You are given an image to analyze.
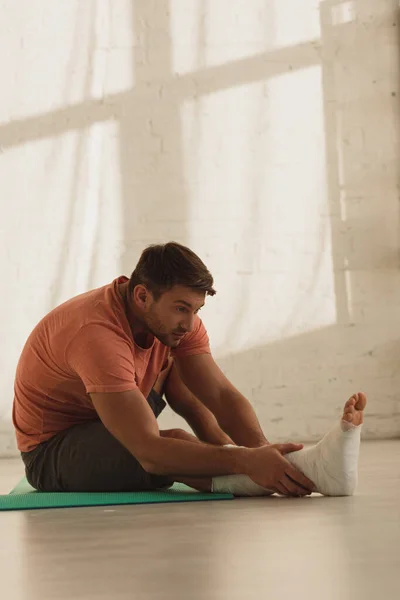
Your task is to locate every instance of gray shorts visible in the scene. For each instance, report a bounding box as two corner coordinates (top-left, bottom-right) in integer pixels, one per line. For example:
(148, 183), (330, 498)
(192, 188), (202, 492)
(21, 389), (172, 492)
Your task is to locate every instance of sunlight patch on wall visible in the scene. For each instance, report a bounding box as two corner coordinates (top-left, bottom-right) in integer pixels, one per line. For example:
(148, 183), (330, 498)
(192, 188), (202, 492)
(182, 65), (336, 356)
(330, 1), (356, 26)
(273, 0), (321, 49)
(170, 0), (273, 74)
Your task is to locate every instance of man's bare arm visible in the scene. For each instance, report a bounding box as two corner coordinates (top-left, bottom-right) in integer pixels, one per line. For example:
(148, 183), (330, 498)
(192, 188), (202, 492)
(164, 362), (234, 446)
(90, 388), (248, 476)
(175, 354), (269, 448)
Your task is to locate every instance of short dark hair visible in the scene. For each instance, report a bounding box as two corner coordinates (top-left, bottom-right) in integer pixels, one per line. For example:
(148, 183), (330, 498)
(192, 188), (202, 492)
(128, 242), (216, 300)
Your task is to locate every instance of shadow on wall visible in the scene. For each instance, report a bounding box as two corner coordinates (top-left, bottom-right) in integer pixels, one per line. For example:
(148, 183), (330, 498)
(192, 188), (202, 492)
(118, 0), (191, 267)
(217, 324), (400, 442)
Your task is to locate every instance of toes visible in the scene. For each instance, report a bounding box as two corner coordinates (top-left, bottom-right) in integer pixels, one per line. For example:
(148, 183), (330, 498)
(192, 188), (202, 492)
(354, 392), (367, 411)
(345, 397), (356, 409)
(343, 393), (367, 421)
(343, 399), (356, 419)
(344, 408), (354, 421)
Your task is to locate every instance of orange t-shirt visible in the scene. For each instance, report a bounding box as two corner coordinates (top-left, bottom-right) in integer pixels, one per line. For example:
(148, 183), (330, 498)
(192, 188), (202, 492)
(12, 276), (211, 452)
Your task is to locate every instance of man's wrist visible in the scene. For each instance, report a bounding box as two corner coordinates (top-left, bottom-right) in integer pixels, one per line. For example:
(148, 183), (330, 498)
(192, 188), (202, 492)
(238, 438), (269, 449)
(225, 446), (255, 476)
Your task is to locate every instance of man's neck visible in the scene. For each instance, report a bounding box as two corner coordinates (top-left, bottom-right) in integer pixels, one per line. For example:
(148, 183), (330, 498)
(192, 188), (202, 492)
(119, 281), (153, 348)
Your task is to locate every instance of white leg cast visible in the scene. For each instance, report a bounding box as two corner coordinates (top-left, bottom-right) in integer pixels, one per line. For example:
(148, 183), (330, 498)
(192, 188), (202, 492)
(212, 420), (362, 497)
(285, 420), (362, 496)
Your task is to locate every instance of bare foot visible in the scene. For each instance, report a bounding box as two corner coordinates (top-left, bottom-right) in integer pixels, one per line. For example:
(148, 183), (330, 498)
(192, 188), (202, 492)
(342, 392), (367, 427)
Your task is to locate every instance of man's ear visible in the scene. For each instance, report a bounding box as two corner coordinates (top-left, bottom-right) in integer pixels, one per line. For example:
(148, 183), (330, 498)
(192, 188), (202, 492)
(133, 284), (148, 308)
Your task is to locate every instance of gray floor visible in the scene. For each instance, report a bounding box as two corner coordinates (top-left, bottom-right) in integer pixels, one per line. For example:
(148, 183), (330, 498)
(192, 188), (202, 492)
(1, 440), (400, 600)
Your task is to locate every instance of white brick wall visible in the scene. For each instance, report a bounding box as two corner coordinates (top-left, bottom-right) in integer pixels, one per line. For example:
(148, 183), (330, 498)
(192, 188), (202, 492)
(1, 0), (400, 455)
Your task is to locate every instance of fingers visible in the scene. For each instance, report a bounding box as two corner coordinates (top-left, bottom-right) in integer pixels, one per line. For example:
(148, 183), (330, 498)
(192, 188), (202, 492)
(273, 479), (310, 497)
(285, 466), (315, 493)
(276, 443), (304, 455)
(281, 474), (312, 496)
(274, 482), (291, 496)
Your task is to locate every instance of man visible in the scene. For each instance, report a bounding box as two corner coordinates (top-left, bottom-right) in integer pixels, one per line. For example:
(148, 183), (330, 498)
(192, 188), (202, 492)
(13, 242), (365, 498)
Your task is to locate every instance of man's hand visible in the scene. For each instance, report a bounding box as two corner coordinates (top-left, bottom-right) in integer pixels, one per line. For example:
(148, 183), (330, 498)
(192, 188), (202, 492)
(246, 443), (315, 496)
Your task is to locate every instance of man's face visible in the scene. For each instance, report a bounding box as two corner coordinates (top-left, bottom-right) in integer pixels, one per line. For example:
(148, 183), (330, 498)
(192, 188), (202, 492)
(143, 285), (206, 347)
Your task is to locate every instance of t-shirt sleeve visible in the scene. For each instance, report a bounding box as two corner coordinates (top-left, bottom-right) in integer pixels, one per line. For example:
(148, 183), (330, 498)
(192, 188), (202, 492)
(171, 316), (211, 358)
(65, 323), (137, 394)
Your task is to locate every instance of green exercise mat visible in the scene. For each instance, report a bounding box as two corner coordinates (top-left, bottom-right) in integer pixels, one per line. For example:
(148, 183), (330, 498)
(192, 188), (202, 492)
(0, 477), (233, 511)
